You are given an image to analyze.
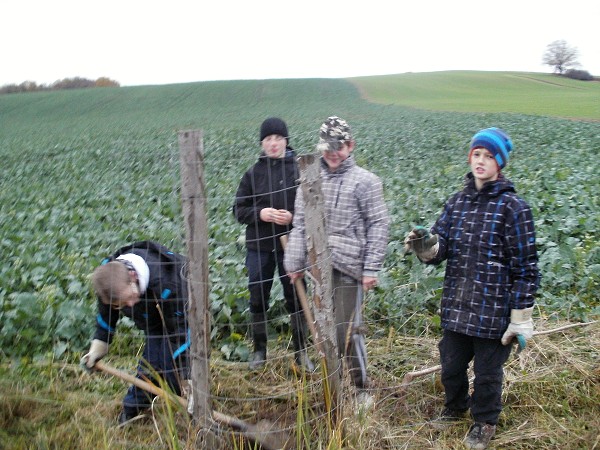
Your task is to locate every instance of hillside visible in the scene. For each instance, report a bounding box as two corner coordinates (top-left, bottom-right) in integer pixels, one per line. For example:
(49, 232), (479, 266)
(350, 71), (600, 120)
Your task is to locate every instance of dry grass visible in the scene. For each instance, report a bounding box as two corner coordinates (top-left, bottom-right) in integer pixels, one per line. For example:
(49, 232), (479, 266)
(1, 319), (598, 449)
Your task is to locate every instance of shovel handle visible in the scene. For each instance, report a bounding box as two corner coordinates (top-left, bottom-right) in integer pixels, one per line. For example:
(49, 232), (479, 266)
(94, 360), (255, 432)
(94, 360), (187, 408)
(280, 235), (322, 351)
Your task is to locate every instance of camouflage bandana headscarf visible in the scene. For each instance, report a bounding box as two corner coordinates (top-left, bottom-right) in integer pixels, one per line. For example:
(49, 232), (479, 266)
(317, 116), (353, 152)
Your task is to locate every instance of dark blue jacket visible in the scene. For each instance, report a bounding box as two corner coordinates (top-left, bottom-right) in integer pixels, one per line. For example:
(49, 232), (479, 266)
(233, 149), (299, 253)
(93, 241), (189, 362)
(428, 173), (540, 339)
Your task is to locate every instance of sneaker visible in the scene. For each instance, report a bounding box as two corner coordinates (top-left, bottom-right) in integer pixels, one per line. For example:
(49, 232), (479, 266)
(355, 390), (375, 412)
(117, 409), (147, 427)
(293, 350), (316, 373)
(248, 349), (266, 370)
(464, 422), (496, 449)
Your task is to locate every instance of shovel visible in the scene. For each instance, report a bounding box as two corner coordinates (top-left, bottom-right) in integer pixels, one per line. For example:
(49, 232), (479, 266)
(94, 360), (292, 449)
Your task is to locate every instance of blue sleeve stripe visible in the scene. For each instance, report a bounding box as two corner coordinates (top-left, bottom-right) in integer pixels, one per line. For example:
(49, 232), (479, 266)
(97, 313), (115, 332)
(172, 330), (190, 359)
(161, 289), (171, 299)
(101, 258), (110, 265)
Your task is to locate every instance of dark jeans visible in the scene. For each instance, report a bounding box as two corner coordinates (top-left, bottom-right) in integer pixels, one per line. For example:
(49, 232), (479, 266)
(123, 334), (187, 414)
(246, 248), (300, 314)
(438, 329), (512, 425)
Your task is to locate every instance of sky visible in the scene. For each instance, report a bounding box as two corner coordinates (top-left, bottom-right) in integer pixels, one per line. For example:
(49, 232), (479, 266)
(2, 0), (599, 87)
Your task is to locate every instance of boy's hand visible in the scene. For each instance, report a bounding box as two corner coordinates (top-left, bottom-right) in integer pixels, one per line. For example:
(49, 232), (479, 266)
(404, 226), (439, 261)
(501, 307), (534, 346)
(260, 208), (292, 225)
(287, 271), (305, 284)
(80, 339), (109, 372)
(362, 276), (378, 291)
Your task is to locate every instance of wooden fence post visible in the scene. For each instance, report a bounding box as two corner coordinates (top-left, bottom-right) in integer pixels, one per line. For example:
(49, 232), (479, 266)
(178, 130), (211, 424)
(297, 153), (341, 423)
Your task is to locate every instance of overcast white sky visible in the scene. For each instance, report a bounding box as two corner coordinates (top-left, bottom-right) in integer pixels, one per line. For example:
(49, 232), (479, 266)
(2, 0), (599, 87)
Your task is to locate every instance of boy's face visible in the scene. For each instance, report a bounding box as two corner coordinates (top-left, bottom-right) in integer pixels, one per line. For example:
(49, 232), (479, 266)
(322, 140), (354, 172)
(103, 270), (141, 310)
(261, 134), (287, 158)
(470, 147), (499, 184)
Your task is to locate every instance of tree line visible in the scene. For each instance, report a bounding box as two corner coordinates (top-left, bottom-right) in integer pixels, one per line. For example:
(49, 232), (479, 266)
(0, 77), (120, 95)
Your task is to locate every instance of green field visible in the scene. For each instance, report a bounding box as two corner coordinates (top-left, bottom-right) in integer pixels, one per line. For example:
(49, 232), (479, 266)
(1, 72), (599, 449)
(351, 71), (600, 119)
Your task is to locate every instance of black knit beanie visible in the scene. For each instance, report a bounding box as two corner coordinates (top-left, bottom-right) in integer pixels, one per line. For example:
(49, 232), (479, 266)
(260, 117), (289, 143)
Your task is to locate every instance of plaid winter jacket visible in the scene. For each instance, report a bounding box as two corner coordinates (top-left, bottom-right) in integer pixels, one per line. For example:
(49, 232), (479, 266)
(428, 173), (540, 339)
(284, 156), (390, 281)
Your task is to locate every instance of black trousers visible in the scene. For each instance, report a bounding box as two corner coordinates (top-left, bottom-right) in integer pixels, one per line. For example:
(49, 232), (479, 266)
(246, 248), (299, 314)
(123, 334), (187, 414)
(438, 329), (512, 425)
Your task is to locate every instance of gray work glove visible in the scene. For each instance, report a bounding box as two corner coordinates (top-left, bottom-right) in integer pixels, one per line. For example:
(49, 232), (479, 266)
(501, 307), (534, 346)
(182, 379), (193, 415)
(80, 339), (109, 372)
(404, 226), (439, 261)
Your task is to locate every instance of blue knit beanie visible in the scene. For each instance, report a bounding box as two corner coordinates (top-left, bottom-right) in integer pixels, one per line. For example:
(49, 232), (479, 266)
(469, 127), (513, 169)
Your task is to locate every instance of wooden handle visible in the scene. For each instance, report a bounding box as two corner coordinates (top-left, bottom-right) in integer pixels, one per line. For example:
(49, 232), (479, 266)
(94, 360), (257, 432)
(95, 360), (187, 408)
(280, 235), (322, 352)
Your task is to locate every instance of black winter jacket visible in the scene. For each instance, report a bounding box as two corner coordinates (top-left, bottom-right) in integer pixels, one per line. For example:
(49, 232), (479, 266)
(428, 173), (540, 339)
(93, 241), (189, 360)
(233, 149), (299, 253)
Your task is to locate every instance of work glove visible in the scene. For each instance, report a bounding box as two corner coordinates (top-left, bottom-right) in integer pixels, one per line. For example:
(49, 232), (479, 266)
(80, 339), (109, 372)
(404, 226), (439, 262)
(182, 379), (193, 415)
(501, 307), (534, 346)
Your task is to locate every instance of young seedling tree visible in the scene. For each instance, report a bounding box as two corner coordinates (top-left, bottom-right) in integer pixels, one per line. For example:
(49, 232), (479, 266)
(542, 40), (579, 74)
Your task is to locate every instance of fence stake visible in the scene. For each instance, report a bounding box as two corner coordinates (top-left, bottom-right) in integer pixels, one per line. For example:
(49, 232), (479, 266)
(178, 130), (211, 424)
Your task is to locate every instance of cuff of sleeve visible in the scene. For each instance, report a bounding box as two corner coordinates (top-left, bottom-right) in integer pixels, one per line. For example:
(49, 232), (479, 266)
(363, 270), (378, 278)
(510, 306), (534, 323)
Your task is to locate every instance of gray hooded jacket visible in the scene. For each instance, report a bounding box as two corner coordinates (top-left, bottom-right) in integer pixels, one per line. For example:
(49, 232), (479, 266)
(284, 155), (389, 281)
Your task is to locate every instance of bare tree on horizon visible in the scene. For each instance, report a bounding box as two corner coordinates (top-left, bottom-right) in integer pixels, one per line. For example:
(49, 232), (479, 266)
(542, 40), (579, 74)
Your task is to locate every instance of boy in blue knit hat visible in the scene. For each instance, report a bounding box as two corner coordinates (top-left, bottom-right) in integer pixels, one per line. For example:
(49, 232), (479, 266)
(404, 127), (540, 449)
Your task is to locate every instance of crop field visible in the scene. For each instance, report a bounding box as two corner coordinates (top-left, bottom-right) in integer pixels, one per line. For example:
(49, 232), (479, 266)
(1, 73), (599, 448)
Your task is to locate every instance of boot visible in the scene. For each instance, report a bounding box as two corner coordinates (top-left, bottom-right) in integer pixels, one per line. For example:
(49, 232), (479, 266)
(290, 312), (315, 373)
(249, 312), (267, 370)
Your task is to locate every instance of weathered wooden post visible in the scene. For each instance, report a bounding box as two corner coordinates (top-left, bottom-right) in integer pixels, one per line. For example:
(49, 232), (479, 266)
(178, 130), (211, 424)
(297, 153), (341, 424)
(179, 130), (292, 449)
